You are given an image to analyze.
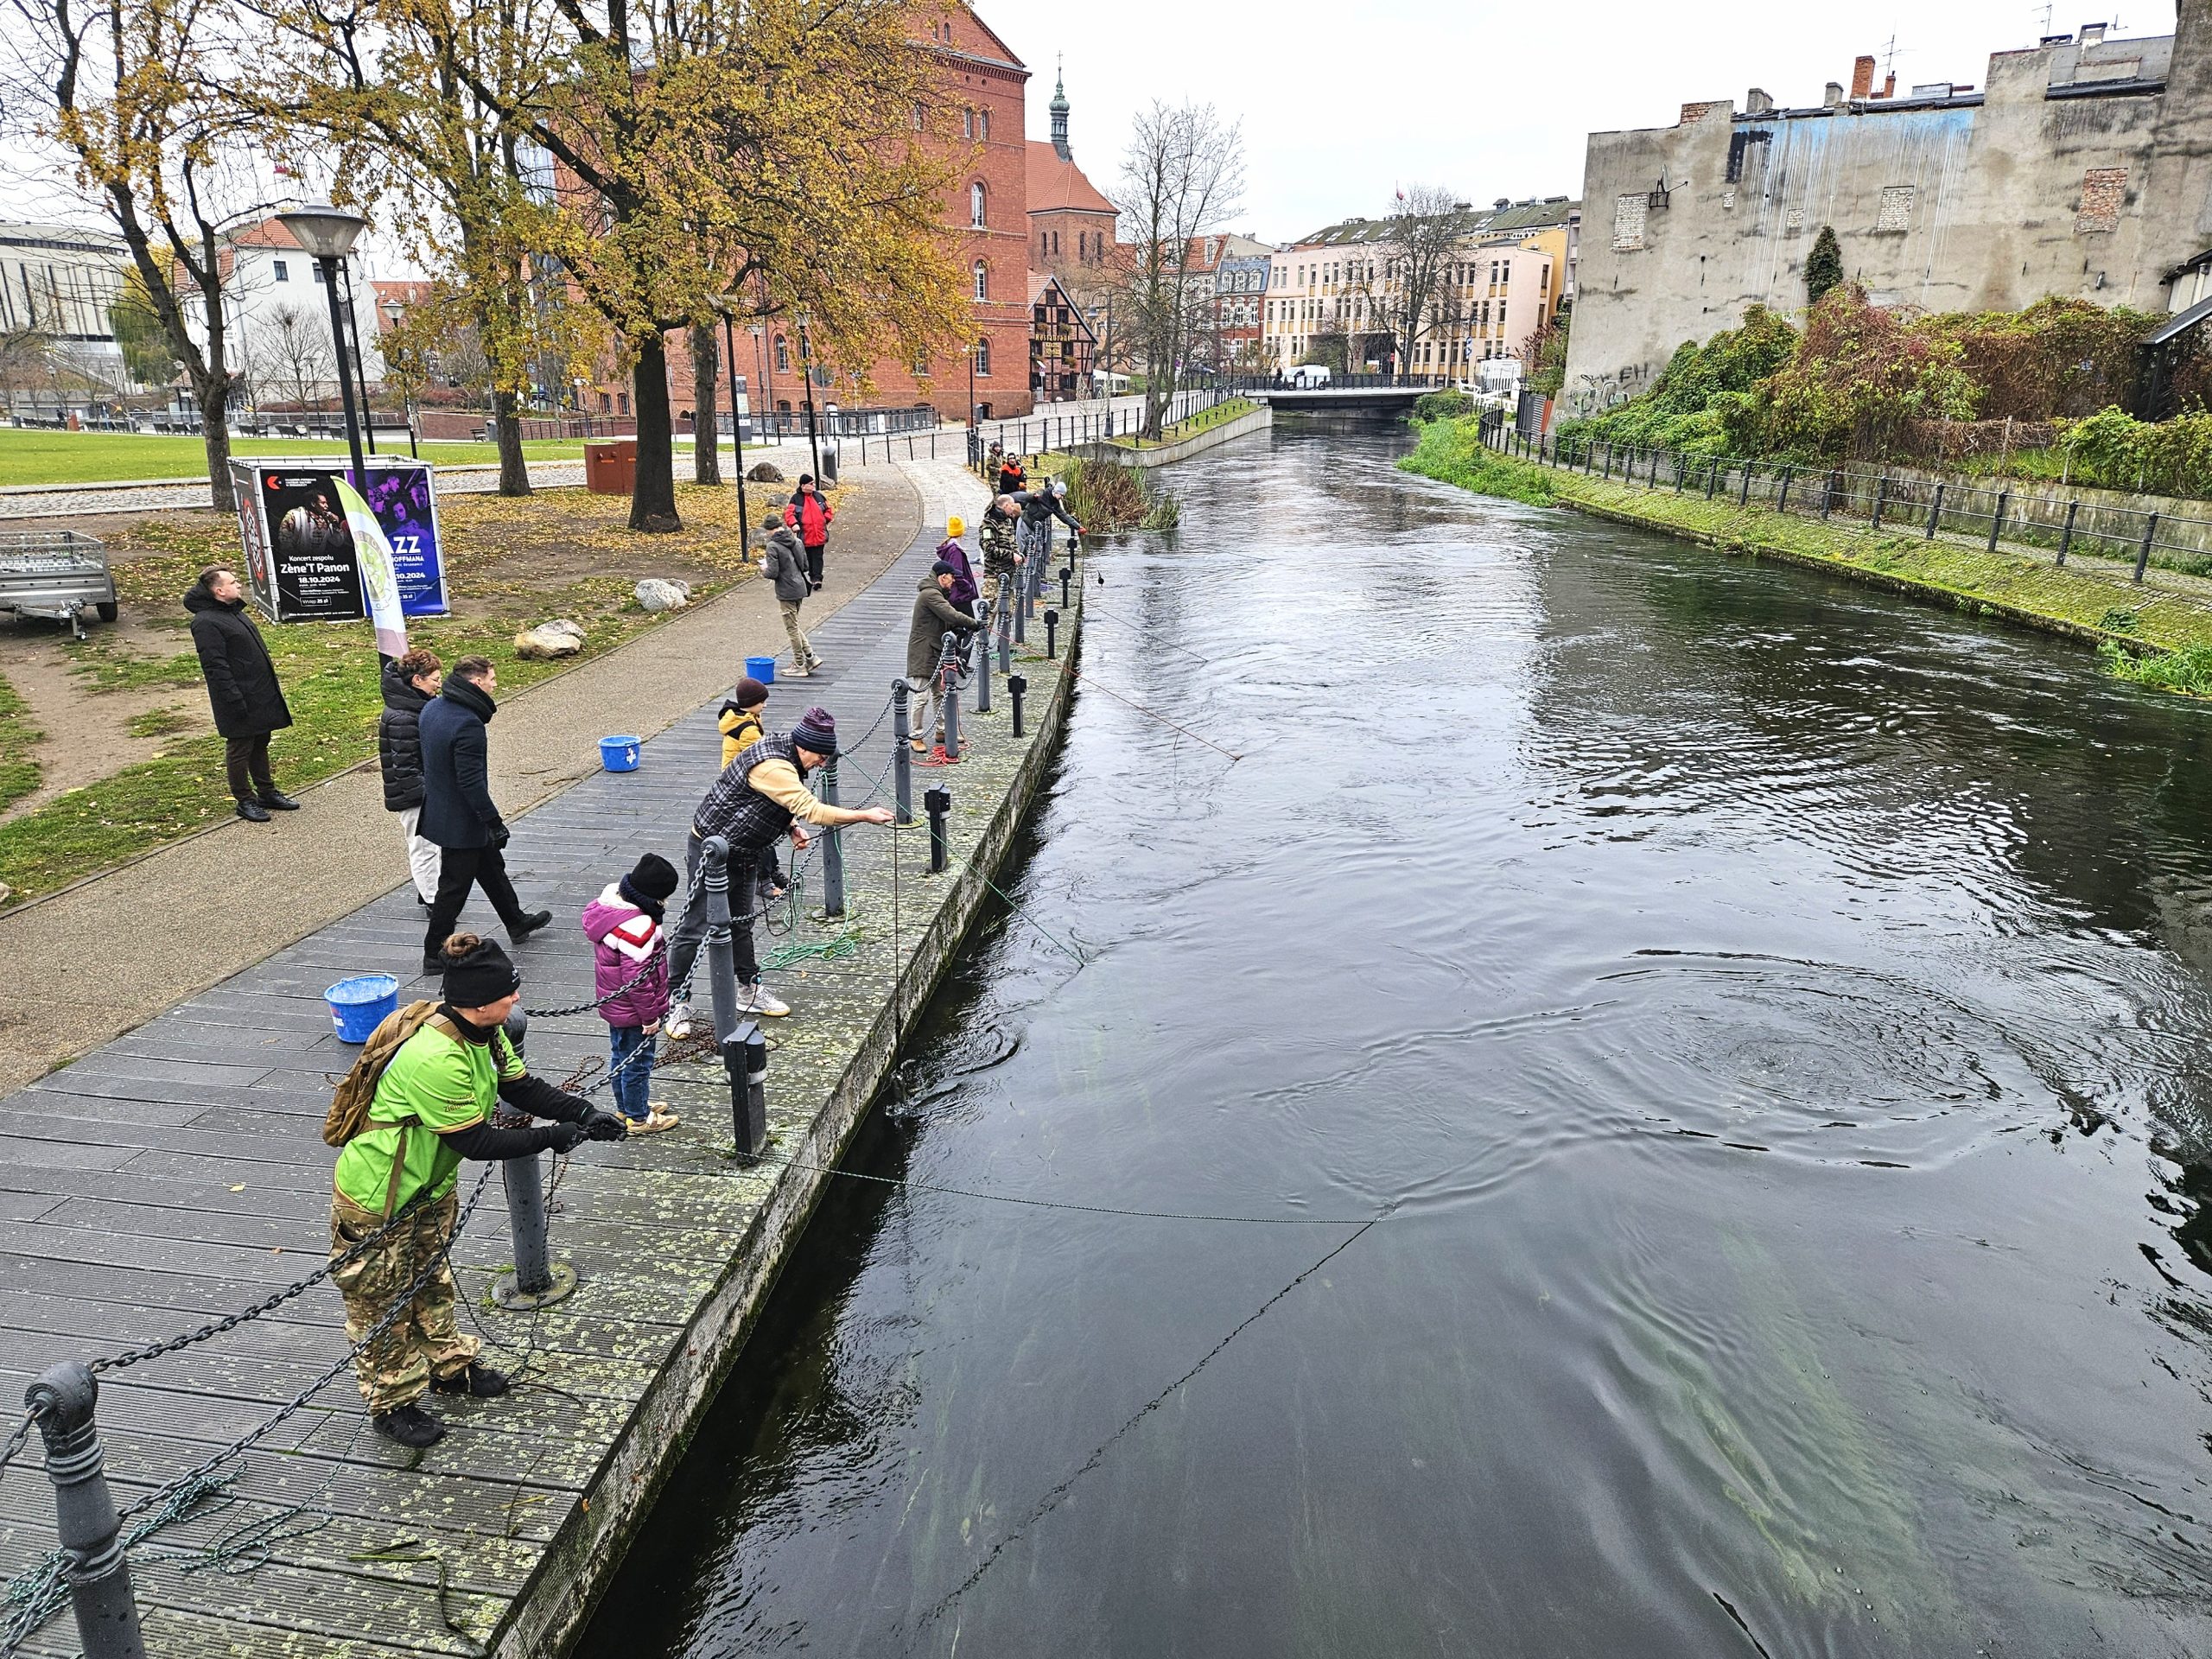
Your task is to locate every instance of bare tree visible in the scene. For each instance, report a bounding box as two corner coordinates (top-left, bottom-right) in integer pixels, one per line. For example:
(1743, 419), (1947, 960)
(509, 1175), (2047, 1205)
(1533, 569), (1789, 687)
(1373, 185), (1465, 379)
(1114, 100), (1243, 437)
(3, 0), (264, 511)
(253, 302), (335, 412)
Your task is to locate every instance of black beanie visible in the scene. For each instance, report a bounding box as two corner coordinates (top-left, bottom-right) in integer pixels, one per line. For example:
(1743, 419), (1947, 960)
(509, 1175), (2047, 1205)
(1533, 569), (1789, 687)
(442, 938), (520, 1008)
(621, 852), (679, 910)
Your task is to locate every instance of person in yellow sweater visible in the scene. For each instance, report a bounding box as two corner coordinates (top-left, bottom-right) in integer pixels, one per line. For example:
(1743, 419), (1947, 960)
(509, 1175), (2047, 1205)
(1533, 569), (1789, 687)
(714, 676), (786, 922)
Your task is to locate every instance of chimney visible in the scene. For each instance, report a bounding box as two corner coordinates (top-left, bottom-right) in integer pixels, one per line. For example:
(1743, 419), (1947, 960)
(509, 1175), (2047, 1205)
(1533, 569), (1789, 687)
(1880, 73), (1896, 99)
(1746, 86), (1774, 113)
(1851, 54), (1876, 99)
(1824, 80), (1846, 107)
(2080, 22), (2107, 45)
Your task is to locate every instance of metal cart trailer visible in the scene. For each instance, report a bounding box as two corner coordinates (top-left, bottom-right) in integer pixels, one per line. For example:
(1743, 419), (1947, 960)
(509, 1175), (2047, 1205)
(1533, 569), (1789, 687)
(0, 531), (118, 638)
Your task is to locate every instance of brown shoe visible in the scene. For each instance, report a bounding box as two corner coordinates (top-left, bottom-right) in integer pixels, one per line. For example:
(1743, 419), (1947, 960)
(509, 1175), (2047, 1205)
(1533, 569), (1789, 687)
(627, 1106), (682, 1135)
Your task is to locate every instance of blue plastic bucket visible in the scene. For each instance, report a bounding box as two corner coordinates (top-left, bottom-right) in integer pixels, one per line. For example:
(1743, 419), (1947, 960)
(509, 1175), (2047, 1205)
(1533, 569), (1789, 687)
(327, 974), (399, 1044)
(746, 654), (776, 685)
(599, 734), (641, 772)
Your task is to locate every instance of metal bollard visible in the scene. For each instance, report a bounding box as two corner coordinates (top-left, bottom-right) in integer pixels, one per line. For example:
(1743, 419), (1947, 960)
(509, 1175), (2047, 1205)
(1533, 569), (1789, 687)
(1045, 608), (1059, 658)
(939, 633), (962, 760)
(1987, 490), (2008, 554)
(996, 584), (1014, 674)
(26, 1363), (145, 1659)
(1008, 672), (1027, 738)
(725, 1019), (766, 1160)
(1926, 483), (1944, 538)
(1871, 475), (1888, 529)
(891, 680), (914, 825)
(1059, 565), (1072, 608)
(2057, 499), (2077, 567)
(2134, 512), (2159, 582)
(700, 835), (743, 1037)
(1013, 564), (1027, 644)
(1739, 464), (1752, 508)
(924, 786), (951, 874)
(975, 599), (993, 713)
(819, 755), (846, 917)
(1777, 465), (1793, 513)
(491, 1005), (576, 1309)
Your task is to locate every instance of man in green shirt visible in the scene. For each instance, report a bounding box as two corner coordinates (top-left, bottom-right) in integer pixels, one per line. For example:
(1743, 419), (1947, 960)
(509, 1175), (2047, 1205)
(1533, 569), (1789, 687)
(331, 934), (625, 1448)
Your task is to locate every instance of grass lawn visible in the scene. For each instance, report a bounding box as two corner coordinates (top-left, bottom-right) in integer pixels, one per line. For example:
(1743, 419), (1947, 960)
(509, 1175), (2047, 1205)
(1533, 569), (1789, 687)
(0, 429), (587, 486)
(0, 480), (776, 906)
(0, 674), (40, 815)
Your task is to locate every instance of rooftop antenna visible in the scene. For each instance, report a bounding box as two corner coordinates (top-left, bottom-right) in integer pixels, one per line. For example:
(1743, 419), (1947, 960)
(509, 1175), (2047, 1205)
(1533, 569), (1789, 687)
(2032, 3), (2052, 35)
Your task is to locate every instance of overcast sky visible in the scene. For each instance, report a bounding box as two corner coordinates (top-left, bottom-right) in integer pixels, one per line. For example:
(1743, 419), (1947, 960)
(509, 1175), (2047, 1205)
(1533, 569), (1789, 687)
(983, 0), (2136, 240)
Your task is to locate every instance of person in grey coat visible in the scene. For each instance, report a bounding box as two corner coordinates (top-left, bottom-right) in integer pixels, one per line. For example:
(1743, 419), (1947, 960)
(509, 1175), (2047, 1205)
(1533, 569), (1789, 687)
(906, 563), (976, 757)
(758, 512), (821, 677)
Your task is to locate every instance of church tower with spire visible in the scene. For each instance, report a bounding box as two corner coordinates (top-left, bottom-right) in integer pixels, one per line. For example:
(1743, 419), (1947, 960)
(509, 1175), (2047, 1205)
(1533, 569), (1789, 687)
(1050, 58), (1071, 161)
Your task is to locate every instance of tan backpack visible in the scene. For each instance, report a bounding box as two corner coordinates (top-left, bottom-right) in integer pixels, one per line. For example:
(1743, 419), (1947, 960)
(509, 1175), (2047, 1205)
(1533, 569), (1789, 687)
(322, 1000), (448, 1148)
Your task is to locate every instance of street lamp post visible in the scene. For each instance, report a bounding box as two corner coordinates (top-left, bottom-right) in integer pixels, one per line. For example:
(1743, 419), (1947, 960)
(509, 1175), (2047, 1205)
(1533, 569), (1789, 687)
(797, 313), (822, 483)
(278, 204), (369, 487)
(716, 300), (750, 538)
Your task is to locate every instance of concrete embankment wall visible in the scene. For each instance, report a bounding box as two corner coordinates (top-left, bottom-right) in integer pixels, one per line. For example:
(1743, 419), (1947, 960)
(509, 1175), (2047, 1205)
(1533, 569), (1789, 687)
(1077, 402), (1272, 469)
(503, 601), (1084, 1657)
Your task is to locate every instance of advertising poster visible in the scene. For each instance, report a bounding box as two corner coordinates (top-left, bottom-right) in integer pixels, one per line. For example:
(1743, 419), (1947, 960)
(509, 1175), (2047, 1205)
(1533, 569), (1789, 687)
(335, 477), (407, 658)
(229, 461), (276, 616)
(257, 468), (365, 620)
(234, 458), (449, 624)
(359, 461), (448, 616)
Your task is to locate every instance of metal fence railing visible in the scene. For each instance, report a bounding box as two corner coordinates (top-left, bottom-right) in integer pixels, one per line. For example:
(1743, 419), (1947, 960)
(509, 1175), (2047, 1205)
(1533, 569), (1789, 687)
(1484, 420), (2212, 583)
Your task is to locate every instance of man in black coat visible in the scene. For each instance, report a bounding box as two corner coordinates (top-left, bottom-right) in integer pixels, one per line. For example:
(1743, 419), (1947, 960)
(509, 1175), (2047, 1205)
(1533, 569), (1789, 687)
(184, 567), (297, 822)
(379, 646), (444, 905)
(416, 657), (551, 974)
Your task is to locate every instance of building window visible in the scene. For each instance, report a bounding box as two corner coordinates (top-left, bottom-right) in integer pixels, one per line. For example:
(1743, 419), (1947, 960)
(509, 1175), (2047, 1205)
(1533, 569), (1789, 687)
(617, 391), (631, 415)
(913, 101), (925, 130)
(962, 109), (973, 140)
(974, 260), (988, 301)
(2077, 167), (2126, 234)
(971, 181), (987, 228)
(312, 262), (327, 283)
(272, 259), (289, 282)
(976, 337), (991, 376)
(774, 335), (790, 373)
(1051, 230), (1059, 254)
(1876, 184), (1915, 233)
(979, 110), (988, 141)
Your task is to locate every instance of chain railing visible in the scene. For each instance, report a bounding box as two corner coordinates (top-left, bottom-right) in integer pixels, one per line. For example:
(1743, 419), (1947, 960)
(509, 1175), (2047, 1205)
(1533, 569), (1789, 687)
(1488, 423), (2212, 584)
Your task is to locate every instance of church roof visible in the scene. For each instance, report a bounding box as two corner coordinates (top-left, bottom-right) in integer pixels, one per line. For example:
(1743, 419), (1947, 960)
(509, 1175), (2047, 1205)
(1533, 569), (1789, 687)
(1027, 141), (1115, 216)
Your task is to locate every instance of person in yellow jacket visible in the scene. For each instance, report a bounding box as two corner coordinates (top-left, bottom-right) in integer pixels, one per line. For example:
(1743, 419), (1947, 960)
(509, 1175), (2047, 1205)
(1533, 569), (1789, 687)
(714, 675), (785, 910)
(330, 933), (625, 1449)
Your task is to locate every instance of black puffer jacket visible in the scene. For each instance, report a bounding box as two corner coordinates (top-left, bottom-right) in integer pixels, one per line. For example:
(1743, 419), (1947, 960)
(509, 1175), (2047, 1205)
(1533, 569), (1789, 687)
(183, 585), (291, 740)
(378, 660), (431, 812)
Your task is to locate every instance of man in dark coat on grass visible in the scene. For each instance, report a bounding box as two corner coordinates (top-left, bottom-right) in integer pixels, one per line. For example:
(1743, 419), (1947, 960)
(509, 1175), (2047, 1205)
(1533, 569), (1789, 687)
(416, 656), (551, 975)
(184, 566), (296, 822)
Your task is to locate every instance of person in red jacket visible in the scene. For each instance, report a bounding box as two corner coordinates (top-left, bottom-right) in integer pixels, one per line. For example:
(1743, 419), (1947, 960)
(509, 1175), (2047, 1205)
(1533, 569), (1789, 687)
(783, 476), (834, 592)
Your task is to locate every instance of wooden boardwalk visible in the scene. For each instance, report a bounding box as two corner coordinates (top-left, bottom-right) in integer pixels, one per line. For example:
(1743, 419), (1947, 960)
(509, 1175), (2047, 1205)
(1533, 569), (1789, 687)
(0, 458), (1084, 1656)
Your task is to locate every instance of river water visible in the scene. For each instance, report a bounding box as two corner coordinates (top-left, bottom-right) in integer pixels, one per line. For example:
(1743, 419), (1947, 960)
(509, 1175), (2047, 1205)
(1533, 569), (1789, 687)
(578, 429), (2212, 1657)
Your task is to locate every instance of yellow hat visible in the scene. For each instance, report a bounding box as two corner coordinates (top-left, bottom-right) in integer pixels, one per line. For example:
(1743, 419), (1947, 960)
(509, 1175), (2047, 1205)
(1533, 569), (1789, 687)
(946, 514), (965, 537)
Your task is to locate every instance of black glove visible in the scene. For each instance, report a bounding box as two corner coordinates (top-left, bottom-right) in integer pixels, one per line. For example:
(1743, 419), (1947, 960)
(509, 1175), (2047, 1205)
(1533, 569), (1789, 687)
(491, 822), (512, 849)
(538, 1120), (587, 1154)
(583, 1110), (626, 1142)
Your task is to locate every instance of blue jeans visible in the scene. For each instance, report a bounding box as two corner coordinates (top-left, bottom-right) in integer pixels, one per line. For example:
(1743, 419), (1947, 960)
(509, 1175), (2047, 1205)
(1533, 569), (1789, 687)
(607, 1025), (656, 1122)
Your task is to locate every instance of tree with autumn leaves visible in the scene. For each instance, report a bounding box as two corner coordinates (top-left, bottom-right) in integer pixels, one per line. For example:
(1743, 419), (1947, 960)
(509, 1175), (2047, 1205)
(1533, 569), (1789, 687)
(9, 0), (975, 531)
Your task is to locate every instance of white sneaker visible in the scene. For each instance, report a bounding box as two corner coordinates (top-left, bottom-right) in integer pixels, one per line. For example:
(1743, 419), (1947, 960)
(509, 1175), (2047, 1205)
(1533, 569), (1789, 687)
(734, 982), (791, 1018)
(666, 1001), (695, 1039)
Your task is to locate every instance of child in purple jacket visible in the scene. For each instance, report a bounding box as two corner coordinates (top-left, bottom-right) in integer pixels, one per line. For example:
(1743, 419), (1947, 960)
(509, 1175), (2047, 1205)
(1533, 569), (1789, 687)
(581, 853), (680, 1134)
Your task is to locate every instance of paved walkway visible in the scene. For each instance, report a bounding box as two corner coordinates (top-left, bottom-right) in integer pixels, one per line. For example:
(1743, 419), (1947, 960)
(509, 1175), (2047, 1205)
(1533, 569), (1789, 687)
(0, 463), (919, 1096)
(0, 454), (1080, 1656)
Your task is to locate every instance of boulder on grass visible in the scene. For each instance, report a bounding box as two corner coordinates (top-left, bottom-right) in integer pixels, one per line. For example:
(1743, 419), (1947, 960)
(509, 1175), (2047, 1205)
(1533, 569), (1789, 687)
(747, 461), (785, 483)
(514, 619), (587, 659)
(634, 577), (691, 613)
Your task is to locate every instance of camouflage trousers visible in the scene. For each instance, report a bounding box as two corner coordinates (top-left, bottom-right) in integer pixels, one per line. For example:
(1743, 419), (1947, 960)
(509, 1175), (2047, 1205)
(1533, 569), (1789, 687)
(330, 1188), (479, 1414)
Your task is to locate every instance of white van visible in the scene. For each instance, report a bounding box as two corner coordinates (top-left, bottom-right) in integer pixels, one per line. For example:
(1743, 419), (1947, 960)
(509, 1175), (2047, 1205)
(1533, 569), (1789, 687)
(1284, 365), (1333, 388)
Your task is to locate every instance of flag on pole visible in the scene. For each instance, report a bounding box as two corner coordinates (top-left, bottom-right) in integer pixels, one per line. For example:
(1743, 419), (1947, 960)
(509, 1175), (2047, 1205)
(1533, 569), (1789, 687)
(335, 475), (408, 659)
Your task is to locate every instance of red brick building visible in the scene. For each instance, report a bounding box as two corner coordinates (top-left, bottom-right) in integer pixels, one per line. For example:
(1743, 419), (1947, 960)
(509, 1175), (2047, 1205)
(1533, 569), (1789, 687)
(644, 3), (1041, 429)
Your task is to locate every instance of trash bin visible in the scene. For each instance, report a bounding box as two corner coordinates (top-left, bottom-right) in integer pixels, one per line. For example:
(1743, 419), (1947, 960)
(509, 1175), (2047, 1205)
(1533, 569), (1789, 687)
(585, 438), (639, 495)
(818, 443), (840, 486)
